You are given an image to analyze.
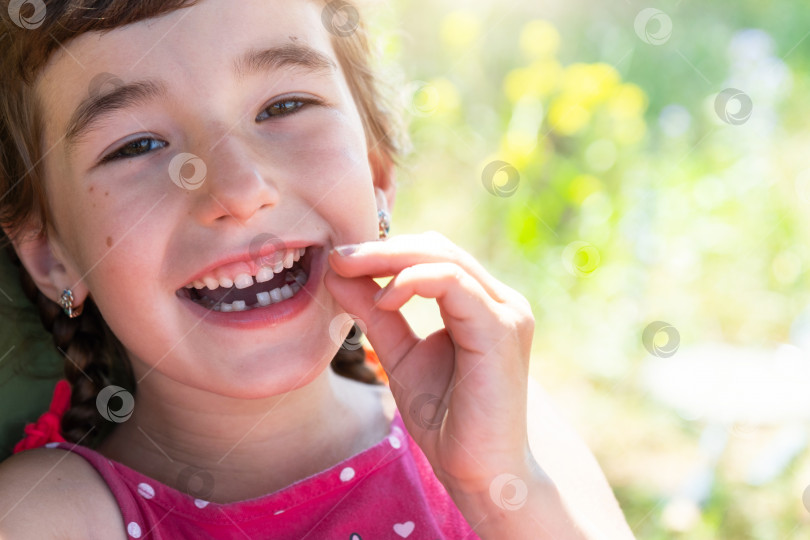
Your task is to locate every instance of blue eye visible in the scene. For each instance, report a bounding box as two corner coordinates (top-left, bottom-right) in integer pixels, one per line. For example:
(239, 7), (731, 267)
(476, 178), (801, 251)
(101, 138), (167, 164)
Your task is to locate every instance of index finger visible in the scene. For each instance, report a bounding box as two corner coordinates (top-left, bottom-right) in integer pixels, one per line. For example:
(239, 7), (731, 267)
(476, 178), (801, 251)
(329, 233), (513, 303)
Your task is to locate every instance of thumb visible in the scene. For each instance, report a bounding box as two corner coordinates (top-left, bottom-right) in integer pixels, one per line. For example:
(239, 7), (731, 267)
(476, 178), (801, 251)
(323, 268), (418, 387)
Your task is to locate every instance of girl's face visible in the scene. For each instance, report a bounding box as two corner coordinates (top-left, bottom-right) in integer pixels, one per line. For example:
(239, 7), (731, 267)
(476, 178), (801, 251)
(32, 0), (386, 396)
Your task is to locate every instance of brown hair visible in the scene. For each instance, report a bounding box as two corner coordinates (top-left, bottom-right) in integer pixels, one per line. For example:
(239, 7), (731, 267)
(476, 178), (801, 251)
(0, 0), (408, 447)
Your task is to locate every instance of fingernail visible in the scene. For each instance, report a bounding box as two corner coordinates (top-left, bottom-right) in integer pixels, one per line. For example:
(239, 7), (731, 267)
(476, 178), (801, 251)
(333, 244), (359, 256)
(373, 287), (386, 302)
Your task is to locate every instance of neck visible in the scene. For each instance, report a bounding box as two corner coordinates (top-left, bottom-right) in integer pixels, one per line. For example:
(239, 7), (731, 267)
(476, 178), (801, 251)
(98, 365), (382, 502)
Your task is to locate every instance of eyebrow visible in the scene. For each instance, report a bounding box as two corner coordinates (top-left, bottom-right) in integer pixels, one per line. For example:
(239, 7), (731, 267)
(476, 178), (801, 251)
(63, 43), (338, 154)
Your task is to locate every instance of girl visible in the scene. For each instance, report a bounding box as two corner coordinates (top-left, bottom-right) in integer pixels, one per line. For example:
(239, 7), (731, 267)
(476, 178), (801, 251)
(0, 0), (634, 538)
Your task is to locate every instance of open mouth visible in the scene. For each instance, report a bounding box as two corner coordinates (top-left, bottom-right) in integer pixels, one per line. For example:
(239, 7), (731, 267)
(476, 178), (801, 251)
(176, 247), (315, 312)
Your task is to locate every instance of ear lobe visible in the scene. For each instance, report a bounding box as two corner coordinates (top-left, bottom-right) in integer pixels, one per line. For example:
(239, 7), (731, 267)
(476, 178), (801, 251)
(368, 149), (397, 210)
(7, 227), (88, 307)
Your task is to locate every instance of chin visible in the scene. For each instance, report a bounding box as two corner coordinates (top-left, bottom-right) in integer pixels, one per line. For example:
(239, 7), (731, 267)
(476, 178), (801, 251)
(186, 341), (341, 399)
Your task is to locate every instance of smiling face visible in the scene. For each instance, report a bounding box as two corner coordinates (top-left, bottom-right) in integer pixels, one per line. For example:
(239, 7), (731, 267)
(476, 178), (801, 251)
(30, 0), (389, 396)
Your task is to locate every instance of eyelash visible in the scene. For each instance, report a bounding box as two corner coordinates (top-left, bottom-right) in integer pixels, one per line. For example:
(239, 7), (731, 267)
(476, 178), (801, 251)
(99, 96), (319, 164)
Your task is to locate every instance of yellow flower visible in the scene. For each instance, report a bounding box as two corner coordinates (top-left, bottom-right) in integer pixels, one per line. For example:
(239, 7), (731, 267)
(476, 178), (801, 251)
(503, 61), (561, 103)
(548, 95), (591, 135)
(607, 83), (648, 118)
(520, 20), (561, 60)
(495, 131), (544, 170)
(561, 63), (620, 108)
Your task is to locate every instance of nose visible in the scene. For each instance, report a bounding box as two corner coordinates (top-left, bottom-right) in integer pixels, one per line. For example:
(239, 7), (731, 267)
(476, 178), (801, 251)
(188, 136), (280, 225)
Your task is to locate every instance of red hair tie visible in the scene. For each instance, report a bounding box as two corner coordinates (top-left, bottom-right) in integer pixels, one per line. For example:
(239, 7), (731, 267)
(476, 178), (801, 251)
(13, 379), (71, 454)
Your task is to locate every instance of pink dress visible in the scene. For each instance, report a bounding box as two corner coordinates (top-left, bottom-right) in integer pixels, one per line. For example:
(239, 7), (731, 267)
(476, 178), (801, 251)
(44, 407), (481, 539)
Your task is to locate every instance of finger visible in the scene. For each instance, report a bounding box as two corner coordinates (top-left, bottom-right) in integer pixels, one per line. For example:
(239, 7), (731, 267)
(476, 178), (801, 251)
(323, 268), (419, 379)
(374, 262), (503, 348)
(329, 233), (514, 303)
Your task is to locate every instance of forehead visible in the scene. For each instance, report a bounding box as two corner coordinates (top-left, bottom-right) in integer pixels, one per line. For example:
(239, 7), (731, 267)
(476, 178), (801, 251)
(34, 0), (334, 143)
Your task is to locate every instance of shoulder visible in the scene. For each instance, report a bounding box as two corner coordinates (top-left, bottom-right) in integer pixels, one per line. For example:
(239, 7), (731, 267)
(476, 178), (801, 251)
(0, 447), (126, 539)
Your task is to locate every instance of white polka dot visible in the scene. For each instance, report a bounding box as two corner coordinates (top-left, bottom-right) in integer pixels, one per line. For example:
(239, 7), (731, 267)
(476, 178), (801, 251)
(339, 467), (356, 482)
(388, 435), (401, 449)
(137, 482), (155, 499)
(127, 522), (142, 538)
(194, 499), (209, 508)
(392, 426), (404, 438)
(274, 509), (285, 515)
(44, 442), (60, 449)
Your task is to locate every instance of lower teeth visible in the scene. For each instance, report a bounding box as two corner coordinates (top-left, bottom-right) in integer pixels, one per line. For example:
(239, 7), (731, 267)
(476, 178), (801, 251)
(196, 268), (308, 312)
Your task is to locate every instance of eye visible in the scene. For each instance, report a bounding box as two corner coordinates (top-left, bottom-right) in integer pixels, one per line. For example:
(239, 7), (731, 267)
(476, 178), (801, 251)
(97, 96), (318, 165)
(256, 96), (318, 122)
(100, 137), (167, 164)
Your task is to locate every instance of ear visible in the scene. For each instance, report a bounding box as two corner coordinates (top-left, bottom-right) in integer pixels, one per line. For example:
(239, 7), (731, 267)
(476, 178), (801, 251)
(4, 225), (89, 307)
(369, 149), (396, 211)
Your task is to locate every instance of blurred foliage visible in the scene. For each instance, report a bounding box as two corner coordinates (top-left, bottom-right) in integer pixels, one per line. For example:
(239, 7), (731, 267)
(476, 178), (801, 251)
(376, 0), (810, 537)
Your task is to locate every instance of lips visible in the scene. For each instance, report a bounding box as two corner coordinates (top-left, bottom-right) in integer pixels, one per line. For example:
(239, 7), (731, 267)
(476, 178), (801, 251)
(175, 243), (320, 312)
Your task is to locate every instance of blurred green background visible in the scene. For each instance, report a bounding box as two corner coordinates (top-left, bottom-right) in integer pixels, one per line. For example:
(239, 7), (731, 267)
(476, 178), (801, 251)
(380, 0), (810, 537)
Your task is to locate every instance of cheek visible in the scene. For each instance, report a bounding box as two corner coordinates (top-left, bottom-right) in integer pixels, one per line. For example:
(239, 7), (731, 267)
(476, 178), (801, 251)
(64, 179), (173, 304)
(276, 110), (378, 236)
(76, 212), (177, 366)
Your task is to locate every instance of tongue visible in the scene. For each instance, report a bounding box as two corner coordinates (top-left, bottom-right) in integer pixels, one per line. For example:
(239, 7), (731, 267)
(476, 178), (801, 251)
(198, 267), (293, 304)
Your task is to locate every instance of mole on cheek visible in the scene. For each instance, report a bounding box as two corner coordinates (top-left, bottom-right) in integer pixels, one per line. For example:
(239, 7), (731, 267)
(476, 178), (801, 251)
(106, 236), (113, 247)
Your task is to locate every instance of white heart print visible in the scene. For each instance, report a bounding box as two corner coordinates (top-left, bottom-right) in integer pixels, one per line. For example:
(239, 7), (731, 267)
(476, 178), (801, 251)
(393, 521), (415, 537)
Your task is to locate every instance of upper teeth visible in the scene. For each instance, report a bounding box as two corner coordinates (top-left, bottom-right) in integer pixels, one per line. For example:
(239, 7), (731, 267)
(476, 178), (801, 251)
(185, 247), (306, 290)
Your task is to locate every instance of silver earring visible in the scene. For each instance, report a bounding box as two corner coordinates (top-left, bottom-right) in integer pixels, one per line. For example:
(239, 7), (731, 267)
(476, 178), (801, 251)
(378, 209), (391, 239)
(58, 289), (83, 318)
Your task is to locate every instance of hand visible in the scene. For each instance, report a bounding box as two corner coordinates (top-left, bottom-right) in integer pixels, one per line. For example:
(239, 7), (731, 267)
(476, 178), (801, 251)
(324, 232), (536, 495)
